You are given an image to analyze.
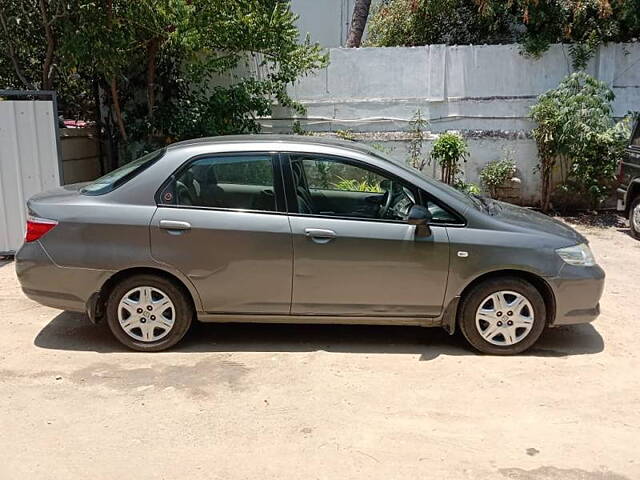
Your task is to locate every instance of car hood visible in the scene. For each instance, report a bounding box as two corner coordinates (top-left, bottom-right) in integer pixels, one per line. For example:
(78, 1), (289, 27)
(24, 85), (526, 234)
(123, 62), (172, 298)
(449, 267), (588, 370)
(493, 201), (587, 245)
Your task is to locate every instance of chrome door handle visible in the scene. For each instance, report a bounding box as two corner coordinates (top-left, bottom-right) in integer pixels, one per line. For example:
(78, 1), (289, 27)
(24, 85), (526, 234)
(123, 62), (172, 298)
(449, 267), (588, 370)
(304, 228), (336, 240)
(159, 220), (191, 231)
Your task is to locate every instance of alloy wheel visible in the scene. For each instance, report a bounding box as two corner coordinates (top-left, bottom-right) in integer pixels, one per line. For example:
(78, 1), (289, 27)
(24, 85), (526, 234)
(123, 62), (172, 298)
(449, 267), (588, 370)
(475, 290), (534, 346)
(117, 286), (176, 342)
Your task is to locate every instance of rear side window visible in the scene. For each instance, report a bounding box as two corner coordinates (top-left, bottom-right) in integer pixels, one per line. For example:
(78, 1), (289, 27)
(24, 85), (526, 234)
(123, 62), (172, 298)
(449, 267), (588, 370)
(81, 148), (165, 195)
(158, 154), (277, 212)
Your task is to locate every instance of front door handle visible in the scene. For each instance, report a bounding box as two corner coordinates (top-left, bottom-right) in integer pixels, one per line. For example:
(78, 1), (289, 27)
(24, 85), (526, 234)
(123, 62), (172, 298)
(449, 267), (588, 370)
(304, 228), (336, 243)
(159, 220), (192, 231)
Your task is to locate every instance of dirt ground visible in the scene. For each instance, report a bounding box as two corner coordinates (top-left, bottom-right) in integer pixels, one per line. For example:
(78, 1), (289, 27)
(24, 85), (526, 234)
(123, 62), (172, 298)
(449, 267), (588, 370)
(1, 216), (639, 480)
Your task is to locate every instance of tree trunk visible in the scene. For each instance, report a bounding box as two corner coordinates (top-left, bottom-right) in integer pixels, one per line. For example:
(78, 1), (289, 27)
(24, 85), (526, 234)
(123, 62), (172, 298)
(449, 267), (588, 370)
(110, 77), (127, 142)
(0, 11), (34, 89)
(346, 0), (372, 48)
(146, 38), (161, 120)
(38, 0), (55, 90)
(540, 159), (552, 212)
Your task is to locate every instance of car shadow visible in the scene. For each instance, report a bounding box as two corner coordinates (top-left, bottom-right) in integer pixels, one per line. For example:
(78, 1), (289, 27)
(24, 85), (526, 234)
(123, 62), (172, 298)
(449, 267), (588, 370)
(0, 257), (14, 268)
(34, 311), (604, 360)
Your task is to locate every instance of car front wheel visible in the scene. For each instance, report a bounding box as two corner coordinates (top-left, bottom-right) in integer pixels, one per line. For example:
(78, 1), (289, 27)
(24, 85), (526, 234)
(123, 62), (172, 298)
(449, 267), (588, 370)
(459, 277), (546, 355)
(106, 274), (193, 352)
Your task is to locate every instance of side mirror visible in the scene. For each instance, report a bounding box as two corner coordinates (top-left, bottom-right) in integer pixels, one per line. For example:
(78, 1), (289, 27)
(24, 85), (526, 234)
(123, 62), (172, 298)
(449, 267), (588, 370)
(407, 205), (432, 237)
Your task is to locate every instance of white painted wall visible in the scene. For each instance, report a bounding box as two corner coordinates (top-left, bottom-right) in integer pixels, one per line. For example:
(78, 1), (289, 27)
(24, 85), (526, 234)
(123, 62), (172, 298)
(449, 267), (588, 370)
(0, 100), (61, 253)
(284, 43), (640, 132)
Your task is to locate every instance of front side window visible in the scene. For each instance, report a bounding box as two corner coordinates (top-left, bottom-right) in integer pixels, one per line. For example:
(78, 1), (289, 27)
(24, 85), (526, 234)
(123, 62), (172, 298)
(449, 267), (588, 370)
(290, 154), (415, 221)
(159, 154), (277, 212)
(290, 154), (461, 224)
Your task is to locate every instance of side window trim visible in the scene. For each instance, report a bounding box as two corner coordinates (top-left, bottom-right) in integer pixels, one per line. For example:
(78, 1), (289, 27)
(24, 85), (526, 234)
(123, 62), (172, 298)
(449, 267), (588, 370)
(155, 151), (287, 214)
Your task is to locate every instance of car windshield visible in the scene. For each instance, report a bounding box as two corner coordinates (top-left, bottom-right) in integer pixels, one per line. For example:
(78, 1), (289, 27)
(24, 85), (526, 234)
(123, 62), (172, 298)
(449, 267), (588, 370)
(81, 148), (166, 195)
(365, 147), (482, 211)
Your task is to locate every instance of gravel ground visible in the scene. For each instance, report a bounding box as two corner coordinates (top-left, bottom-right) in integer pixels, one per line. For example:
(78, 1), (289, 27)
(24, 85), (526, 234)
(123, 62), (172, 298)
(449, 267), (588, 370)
(1, 217), (639, 480)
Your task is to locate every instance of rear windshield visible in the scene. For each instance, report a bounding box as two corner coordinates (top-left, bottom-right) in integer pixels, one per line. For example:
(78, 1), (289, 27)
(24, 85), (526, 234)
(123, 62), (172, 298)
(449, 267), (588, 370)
(81, 148), (166, 195)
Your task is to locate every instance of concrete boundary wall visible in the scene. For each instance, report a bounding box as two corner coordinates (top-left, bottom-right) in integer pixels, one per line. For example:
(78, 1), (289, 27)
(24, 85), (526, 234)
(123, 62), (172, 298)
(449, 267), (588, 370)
(264, 43), (640, 204)
(60, 128), (102, 185)
(281, 43), (640, 133)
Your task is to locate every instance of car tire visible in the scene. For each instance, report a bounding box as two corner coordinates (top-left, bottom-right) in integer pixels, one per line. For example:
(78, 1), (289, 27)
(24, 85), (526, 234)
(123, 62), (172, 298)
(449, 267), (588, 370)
(458, 276), (546, 355)
(106, 274), (193, 352)
(629, 196), (640, 240)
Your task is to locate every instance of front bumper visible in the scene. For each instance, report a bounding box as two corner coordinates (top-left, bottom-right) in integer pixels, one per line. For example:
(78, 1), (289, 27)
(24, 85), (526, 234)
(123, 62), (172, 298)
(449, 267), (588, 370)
(548, 263), (605, 326)
(15, 241), (112, 313)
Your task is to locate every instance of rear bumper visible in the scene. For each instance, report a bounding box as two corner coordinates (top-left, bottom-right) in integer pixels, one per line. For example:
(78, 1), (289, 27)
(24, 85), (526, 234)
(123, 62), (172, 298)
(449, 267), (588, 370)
(548, 263), (605, 326)
(15, 241), (112, 313)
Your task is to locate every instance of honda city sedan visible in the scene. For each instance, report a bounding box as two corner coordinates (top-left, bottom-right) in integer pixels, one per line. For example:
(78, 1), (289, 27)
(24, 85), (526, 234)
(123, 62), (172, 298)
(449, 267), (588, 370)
(16, 135), (604, 354)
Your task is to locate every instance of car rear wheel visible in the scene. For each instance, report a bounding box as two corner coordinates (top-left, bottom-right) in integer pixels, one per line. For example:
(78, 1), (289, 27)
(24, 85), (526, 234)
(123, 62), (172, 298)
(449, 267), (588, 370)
(106, 274), (193, 351)
(630, 197), (640, 240)
(459, 277), (546, 355)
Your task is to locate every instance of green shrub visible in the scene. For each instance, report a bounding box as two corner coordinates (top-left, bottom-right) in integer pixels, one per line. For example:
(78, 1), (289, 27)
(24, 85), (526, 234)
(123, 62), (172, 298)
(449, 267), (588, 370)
(480, 156), (517, 198)
(530, 71), (631, 210)
(430, 132), (469, 186)
(407, 109), (429, 170)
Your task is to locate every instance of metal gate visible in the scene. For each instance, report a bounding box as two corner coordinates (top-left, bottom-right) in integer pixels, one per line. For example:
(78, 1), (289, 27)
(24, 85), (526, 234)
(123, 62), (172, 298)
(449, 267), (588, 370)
(0, 90), (63, 255)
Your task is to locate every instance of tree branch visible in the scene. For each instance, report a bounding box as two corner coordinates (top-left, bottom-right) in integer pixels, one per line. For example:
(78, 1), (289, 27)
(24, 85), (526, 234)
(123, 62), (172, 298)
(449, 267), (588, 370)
(0, 10), (34, 89)
(110, 77), (127, 141)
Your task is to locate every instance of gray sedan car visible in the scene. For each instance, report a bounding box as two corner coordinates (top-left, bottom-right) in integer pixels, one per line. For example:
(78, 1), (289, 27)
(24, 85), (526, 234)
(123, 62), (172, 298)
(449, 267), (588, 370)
(16, 135), (604, 354)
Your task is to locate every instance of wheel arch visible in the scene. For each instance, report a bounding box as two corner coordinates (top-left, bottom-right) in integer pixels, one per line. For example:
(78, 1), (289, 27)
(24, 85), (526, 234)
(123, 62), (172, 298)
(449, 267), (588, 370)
(88, 266), (201, 323)
(452, 269), (556, 331)
(625, 180), (640, 216)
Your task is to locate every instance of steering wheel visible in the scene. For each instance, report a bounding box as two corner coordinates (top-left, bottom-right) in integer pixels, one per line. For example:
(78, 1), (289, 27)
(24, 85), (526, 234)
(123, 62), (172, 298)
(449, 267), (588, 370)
(378, 180), (395, 218)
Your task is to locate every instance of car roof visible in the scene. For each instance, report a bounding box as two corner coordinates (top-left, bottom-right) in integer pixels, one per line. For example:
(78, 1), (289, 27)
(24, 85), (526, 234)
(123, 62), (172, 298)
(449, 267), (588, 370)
(168, 134), (377, 157)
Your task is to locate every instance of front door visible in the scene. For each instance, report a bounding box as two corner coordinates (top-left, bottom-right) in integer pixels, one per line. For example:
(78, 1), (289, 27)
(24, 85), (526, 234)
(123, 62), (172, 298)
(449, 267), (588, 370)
(285, 153), (451, 317)
(150, 153), (292, 314)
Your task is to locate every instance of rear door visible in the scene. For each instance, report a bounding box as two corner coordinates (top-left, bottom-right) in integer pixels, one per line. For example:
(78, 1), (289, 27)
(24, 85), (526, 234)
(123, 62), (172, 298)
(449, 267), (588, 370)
(284, 152), (452, 317)
(150, 152), (292, 314)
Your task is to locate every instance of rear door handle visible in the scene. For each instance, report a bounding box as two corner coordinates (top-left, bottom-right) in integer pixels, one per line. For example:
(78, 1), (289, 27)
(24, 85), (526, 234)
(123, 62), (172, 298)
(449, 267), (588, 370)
(304, 228), (336, 242)
(159, 220), (191, 231)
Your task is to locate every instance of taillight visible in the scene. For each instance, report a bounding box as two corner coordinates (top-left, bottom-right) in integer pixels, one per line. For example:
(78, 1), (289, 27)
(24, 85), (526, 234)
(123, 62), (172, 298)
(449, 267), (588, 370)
(25, 216), (58, 242)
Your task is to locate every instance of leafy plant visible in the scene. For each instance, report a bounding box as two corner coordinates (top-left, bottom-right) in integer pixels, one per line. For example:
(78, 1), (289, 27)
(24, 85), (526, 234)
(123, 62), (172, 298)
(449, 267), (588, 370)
(366, 0), (640, 69)
(480, 154), (517, 198)
(292, 120), (314, 136)
(454, 180), (482, 195)
(366, 0), (514, 48)
(430, 132), (469, 186)
(407, 109), (429, 170)
(332, 177), (383, 193)
(530, 71), (631, 211)
(336, 129), (356, 141)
